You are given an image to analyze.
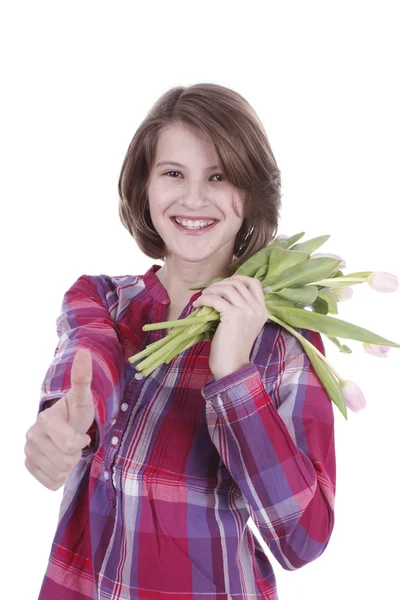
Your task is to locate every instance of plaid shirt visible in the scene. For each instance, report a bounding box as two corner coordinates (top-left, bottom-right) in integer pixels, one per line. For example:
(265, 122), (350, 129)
(37, 264), (336, 600)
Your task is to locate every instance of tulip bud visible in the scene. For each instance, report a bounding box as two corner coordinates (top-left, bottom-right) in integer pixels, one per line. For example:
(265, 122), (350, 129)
(312, 253), (346, 270)
(367, 272), (399, 292)
(340, 380), (366, 412)
(330, 286), (353, 302)
(362, 343), (391, 357)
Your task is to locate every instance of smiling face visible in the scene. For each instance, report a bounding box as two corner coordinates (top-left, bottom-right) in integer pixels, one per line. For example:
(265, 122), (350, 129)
(147, 121), (246, 269)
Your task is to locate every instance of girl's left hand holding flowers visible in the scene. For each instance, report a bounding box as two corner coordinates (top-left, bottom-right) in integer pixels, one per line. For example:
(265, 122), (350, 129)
(192, 274), (269, 380)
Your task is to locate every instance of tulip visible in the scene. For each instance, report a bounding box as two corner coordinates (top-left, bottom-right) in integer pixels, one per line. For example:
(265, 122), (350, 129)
(362, 343), (391, 357)
(312, 253), (346, 271)
(128, 230), (400, 421)
(330, 286), (353, 302)
(367, 272), (399, 292)
(340, 380), (366, 412)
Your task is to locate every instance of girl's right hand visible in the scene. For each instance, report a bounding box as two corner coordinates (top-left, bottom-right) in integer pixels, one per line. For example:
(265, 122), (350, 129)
(24, 348), (95, 491)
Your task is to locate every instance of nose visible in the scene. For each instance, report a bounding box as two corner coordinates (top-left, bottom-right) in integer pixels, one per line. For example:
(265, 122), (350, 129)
(177, 180), (211, 211)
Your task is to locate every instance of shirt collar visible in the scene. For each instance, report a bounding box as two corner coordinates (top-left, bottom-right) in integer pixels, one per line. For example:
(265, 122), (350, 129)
(142, 264), (203, 307)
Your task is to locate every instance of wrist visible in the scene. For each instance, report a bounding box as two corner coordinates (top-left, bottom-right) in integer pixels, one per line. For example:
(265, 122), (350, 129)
(213, 360), (250, 380)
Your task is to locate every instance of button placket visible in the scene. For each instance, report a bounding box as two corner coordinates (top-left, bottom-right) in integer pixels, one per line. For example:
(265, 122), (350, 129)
(105, 369), (145, 506)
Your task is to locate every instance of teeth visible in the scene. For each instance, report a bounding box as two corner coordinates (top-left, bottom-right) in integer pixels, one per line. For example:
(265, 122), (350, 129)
(175, 218), (215, 228)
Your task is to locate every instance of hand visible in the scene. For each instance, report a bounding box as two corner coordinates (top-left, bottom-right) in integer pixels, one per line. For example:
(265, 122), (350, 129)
(24, 348), (96, 491)
(192, 274), (269, 379)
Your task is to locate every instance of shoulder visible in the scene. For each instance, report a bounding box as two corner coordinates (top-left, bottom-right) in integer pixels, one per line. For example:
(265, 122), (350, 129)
(255, 322), (326, 374)
(61, 272), (146, 320)
(269, 326), (326, 369)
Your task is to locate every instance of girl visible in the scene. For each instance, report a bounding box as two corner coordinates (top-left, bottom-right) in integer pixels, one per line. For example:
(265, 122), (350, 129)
(25, 83), (335, 599)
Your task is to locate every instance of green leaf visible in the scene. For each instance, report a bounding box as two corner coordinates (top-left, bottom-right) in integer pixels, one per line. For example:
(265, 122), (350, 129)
(312, 295), (329, 315)
(267, 248), (310, 277)
(234, 245), (274, 277)
(326, 336), (353, 353)
(267, 299), (299, 308)
(301, 342), (348, 419)
(263, 257), (342, 291)
(291, 234), (331, 255)
(268, 305), (400, 348)
(254, 264), (269, 281)
(275, 285), (319, 303)
(283, 232), (306, 248)
(318, 290), (338, 314)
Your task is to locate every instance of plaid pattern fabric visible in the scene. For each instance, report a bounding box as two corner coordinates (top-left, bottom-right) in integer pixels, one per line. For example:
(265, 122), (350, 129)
(37, 264), (336, 599)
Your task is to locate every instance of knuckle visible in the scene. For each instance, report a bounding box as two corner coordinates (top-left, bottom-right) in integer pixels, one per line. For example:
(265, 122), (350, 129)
(24, 441), (31, 458)
(37, 411), (47, 424)
(64, 438), (75, 454)
(62, 456), (75, 472)
(50, 480), (62, 491)
(56, 472), (67, 485)
(25, 427), (34, 442)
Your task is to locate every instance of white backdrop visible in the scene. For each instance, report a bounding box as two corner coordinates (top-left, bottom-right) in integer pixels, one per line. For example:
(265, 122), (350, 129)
(1, 2), (399, 599)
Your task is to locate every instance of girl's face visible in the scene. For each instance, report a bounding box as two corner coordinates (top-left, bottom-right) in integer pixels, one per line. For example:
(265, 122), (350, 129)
(147, 121), (246, 266)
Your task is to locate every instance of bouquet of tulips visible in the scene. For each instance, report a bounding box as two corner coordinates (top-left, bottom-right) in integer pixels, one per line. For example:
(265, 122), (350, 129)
(128, 232), (400, 419)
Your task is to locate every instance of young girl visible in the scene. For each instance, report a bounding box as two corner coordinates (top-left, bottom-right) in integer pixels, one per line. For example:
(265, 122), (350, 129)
(25, 83), (336, 600)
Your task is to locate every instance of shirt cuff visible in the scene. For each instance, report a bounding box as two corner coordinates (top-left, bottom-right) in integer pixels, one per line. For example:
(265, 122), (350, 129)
(201, 362), (268, 410)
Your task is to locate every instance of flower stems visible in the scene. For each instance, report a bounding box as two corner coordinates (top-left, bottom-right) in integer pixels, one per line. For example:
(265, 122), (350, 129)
(126, 231), (400, 418)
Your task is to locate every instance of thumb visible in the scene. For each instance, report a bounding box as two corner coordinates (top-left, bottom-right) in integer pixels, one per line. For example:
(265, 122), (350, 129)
(64, 348), (95, 435)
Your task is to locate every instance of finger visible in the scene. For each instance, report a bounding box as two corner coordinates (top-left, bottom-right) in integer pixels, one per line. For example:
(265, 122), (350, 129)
(25, 456), (68, 491)
(26, 430), (83, 478)
(69, 348), (93, 409)
(194, 294), (233, 317)
(230, 275), (268, 305)
(65, 348), (95, 434)
(206, 280), (257, 307)
(38, 410), (91, 455)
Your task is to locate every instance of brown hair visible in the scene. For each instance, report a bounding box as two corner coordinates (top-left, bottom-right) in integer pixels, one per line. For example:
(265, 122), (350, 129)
(118, 83), (282, 275)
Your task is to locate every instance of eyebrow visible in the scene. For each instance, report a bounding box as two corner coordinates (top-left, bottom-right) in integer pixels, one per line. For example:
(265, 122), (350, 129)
(156, 161), (221, 170)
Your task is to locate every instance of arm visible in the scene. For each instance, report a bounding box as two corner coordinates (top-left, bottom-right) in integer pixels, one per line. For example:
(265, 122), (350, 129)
(38, 274), (125, 456)
(201, 326), (335, 570)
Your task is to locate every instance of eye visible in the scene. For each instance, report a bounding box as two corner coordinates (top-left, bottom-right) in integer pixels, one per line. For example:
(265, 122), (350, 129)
(164, 171), (224, 181)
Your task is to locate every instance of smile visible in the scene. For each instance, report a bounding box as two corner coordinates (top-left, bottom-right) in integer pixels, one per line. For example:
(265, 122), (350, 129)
(170, 217), (219, 234)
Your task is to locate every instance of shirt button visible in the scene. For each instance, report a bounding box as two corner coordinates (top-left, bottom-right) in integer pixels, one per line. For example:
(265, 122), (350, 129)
(104, 471), (109, 481)
(121, 403), (128, 412)
(134, 372), (143, 380)
(111, 436), (119, 445)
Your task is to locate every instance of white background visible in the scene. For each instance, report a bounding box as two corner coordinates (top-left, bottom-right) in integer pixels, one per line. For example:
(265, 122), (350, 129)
(1, 1), (399, 598)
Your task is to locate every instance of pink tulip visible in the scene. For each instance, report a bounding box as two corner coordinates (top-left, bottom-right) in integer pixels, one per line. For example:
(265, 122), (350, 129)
(367, 272), (399, 292)
(312, 253), (346, 270)
(362, 342), (391, 357)
(330, 286), (353, 302)
(340, 380), (366, 413)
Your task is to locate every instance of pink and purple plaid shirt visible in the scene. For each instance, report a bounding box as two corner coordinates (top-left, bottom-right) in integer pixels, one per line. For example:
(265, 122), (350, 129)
(37, 264), (336, 600)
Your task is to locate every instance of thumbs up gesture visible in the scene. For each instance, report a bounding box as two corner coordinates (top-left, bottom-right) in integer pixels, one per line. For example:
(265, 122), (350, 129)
(25, 348), (96, 491)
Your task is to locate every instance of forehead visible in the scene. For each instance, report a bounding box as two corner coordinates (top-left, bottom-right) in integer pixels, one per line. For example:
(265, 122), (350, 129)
(155, 122), (216, 158)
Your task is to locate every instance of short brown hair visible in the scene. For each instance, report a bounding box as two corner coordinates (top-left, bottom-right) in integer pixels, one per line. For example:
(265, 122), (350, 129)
(118, 83), (282, 275)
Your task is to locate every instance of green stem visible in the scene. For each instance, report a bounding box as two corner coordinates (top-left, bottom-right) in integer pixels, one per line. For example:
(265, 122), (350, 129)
(143, 314), (219, 331)
(309, 277), (366, 287)
(267, 314), (344, 384)
(135, 320), (215, 374)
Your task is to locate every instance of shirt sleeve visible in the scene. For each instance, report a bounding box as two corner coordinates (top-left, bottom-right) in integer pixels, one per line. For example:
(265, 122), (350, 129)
(38, 274), (126, 457)
(201, 326), (336, 571)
